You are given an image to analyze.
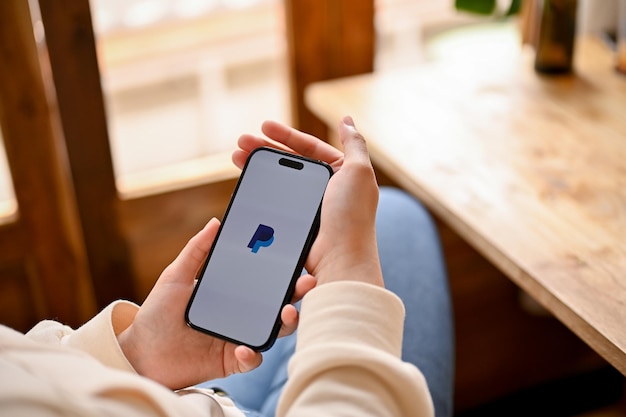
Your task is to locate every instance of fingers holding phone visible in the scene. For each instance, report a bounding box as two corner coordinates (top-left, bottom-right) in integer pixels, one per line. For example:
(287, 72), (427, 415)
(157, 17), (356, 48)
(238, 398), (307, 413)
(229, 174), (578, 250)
(232, 121), (344, 172)
(186, 147), (332, 351)
(231, 117), (383, 289)
(308, 117), (383, 288)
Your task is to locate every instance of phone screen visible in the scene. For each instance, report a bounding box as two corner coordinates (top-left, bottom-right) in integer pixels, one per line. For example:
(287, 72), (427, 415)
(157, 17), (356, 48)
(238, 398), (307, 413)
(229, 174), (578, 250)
(185, 147), (332, 351)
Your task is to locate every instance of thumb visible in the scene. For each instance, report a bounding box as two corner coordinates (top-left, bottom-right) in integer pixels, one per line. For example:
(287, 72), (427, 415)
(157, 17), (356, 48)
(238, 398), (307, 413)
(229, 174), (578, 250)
(339, 116), (372, 167)
(233, 345), (263, 374)
(161, 218), (220, 284)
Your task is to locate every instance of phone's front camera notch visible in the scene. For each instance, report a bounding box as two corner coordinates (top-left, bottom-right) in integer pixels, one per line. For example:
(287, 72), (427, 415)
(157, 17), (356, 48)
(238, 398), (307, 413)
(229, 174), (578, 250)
(279, 158), (304, 170)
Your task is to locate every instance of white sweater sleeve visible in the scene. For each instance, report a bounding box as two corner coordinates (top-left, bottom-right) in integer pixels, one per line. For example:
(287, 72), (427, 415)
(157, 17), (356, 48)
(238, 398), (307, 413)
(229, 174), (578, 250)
(3, 283), (434, 416)
(277, 281), (434, 417)
(25, 300), (139, 372)
(0, 301), (244, 417)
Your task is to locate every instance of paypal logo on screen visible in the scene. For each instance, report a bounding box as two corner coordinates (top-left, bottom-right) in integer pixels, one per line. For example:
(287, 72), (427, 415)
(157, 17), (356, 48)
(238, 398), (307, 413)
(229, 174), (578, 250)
(248, 224), (275, 253)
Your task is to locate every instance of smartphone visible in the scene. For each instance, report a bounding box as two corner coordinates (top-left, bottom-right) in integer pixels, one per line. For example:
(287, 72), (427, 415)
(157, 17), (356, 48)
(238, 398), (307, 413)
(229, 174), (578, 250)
(185, 146), (333, 351)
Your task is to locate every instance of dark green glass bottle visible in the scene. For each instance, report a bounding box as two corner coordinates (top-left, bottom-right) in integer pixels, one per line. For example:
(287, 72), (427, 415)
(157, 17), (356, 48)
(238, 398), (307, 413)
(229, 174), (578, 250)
(534, 0), (578, 74)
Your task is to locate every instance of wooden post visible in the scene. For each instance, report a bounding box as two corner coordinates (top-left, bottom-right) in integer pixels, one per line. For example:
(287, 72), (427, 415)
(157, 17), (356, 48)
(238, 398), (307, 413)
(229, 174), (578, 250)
(37, 0), (136, 306)
(0, 0), (91, 326)
(284, 0), (375, 140)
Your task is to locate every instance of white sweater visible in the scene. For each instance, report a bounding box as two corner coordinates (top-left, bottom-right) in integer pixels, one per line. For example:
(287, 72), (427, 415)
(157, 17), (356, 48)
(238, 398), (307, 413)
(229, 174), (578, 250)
(0, 281), (434, 416)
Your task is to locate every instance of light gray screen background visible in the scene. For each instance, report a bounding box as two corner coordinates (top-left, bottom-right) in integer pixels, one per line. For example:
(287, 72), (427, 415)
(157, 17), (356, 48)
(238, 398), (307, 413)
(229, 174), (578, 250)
(187, 149), (330, 348)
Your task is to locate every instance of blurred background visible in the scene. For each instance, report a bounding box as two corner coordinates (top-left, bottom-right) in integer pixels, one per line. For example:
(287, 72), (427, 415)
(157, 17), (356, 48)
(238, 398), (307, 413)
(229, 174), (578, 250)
(0, 0), (618, 210)
(0, 1), (623, 415)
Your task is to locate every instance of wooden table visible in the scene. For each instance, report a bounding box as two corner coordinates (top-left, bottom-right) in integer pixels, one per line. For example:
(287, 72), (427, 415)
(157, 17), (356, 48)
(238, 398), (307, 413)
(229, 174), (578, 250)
(306, 36), (626, 375)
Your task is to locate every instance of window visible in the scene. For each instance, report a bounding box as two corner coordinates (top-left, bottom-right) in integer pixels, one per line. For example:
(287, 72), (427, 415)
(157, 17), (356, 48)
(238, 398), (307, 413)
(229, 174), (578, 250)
(86, 0), (473, 197)
(0, 0), (476, 205)
(90, 0), (289, 196)
(0, 130), (17, 222)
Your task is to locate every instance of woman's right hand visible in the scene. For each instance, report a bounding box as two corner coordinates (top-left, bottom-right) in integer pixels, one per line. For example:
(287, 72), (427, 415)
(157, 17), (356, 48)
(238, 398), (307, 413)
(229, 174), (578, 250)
(232, 116), (384, 288)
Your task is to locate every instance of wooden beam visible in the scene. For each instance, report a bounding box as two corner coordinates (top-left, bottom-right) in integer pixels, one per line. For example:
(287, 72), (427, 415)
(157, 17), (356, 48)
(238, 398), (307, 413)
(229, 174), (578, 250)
(37, 0), (136, 306)
(0, 0), (89, 325)
(284, 0), (375, 140)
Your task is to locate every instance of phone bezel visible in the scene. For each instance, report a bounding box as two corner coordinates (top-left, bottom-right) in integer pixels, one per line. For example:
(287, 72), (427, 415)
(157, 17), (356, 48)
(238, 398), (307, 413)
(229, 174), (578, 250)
(185, 146), (333, 351)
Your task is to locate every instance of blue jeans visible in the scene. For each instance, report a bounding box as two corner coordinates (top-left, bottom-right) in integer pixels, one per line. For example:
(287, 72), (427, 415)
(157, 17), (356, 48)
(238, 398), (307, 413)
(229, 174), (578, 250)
(200, 187), (455, 417)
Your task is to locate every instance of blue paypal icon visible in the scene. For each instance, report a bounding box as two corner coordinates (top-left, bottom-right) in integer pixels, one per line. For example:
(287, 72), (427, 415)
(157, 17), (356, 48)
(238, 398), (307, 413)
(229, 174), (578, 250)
(248, 224), (275, 253)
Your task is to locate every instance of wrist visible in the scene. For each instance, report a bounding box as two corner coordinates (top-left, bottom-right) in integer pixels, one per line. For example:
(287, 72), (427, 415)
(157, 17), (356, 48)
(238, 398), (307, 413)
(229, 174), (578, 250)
(116, 321), (163, 384)
(117, 325), (142, 372)
(111, 304), (148, 377)
(315, 248), (384, 287)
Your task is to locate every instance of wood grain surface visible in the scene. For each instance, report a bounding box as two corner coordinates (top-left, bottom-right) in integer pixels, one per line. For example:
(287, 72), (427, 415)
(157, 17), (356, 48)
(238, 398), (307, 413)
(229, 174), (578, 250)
(306, 36), (626, 375)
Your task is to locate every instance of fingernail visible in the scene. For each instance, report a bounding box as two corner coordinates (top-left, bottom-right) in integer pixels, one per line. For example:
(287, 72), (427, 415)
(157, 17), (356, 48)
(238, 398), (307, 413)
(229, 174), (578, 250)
(343, 115), (355, 127)
(204, 217), (218, 229)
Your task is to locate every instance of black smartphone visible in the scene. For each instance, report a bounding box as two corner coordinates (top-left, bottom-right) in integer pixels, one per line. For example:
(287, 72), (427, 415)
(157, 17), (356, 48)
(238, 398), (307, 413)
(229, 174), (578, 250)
(185, 146), (333, 351)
